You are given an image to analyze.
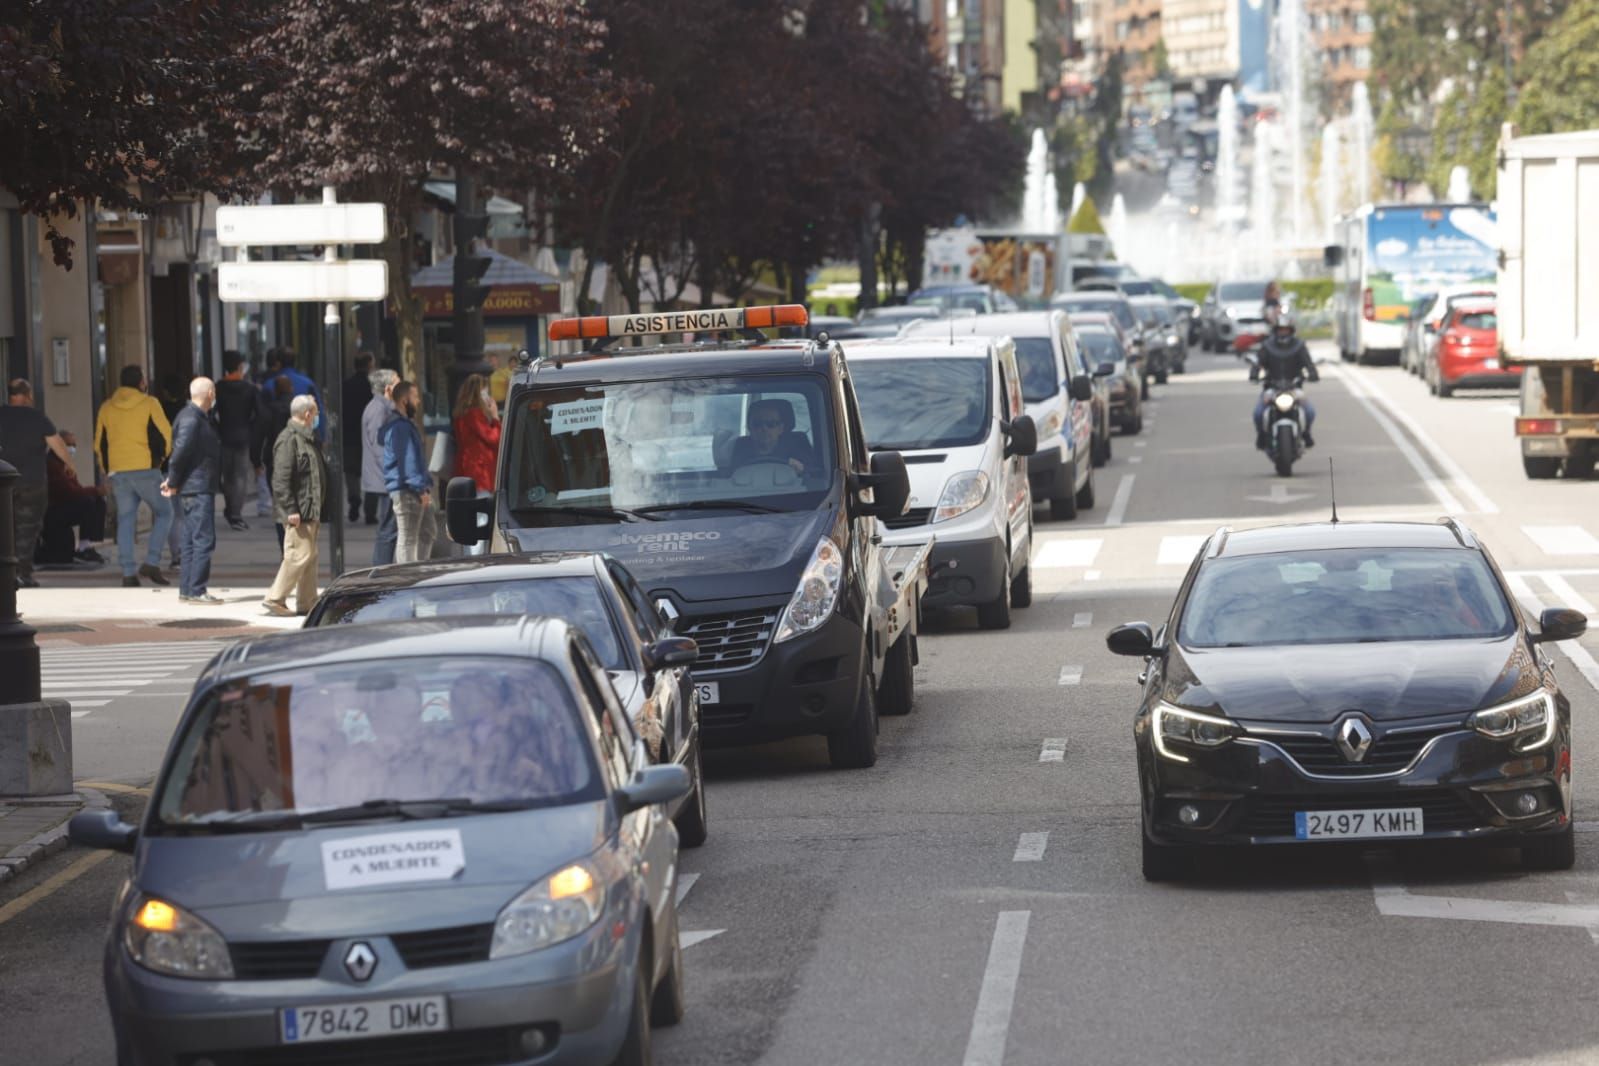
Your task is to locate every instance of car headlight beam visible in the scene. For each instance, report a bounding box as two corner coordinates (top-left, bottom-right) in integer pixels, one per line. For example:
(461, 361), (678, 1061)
(775, 535), (844, 643)
(124, 896), (234, 980)
(1152, 702), (1241, 763)
(1469, 690), (1556, 751)
(490, 862), (605, 959)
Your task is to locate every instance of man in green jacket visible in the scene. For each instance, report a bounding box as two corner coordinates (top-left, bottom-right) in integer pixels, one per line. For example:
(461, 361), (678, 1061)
(263, 394), (330, 617)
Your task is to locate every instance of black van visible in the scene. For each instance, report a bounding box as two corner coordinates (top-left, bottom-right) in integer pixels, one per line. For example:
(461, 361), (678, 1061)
(446, 306), (939, 769)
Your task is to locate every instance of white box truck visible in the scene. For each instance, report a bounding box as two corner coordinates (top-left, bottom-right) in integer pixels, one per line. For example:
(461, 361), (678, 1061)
(1500, 124), (1599, 478)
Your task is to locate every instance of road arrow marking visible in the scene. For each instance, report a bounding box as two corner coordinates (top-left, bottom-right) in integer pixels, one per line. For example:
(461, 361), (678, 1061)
(1038, 738), (1067, 762)
(680, 930), (725, 949)
(1246, 482), (1314, 504)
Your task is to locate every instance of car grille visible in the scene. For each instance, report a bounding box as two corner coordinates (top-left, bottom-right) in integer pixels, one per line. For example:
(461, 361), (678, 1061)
(391, 924), (493, 969)
(1262, 723), (1463, 777)
(881, 507), (933, 530)
(182, 1026), (529, 1066)
(230, 939), (331, 981)
(682, 610), (778, 672)
(1241, 789), (1479, 837)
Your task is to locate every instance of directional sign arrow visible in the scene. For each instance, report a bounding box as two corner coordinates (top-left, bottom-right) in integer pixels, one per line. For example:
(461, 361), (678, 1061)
(1245, 482), (1314, 505)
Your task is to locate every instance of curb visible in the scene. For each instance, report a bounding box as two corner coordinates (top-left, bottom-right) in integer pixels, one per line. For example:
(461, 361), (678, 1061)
(0, 787), (110, 889)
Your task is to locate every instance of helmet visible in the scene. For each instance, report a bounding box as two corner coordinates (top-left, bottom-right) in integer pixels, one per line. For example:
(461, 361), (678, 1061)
(1273, 311), (1297, 336)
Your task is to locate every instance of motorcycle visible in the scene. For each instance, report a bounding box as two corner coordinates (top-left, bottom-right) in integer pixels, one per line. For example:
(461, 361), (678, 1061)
(1247, 353), (1306, 477)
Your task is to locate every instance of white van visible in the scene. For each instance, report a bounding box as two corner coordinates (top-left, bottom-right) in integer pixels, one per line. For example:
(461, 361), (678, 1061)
(903, 310), (1098, 520)
(842, 335), (1038, 629)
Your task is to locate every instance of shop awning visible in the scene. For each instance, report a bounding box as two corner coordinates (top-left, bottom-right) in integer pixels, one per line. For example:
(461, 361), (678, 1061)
(411, 248), (561, 317)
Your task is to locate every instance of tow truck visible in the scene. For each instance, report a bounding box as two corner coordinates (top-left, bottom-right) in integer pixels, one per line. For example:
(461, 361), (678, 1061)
(445, 304), (932, 768)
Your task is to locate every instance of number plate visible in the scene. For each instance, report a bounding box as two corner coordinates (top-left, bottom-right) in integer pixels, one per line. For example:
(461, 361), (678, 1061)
(281, 996), (449, 1044)
(1294, 808), (1423, 840)
(1484, 358), (1499, 369)
(695, 682), (720, 705)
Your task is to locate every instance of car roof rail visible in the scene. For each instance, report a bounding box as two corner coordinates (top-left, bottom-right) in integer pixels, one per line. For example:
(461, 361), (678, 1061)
(1436, 516), (1477, 547)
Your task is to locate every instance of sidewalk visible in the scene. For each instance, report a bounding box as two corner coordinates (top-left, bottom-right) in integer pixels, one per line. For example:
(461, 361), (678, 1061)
(0, 787), (108, 887)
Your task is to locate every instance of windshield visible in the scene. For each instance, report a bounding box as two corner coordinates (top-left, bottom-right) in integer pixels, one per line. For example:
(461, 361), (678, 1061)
(851, 358), (991, 450)
(1060, 298), (1136, 332)
(1078, 333), (1125, 366)
(1218, 282), (1266, 302)
(316, 578), (624, 669)
(1012, 338), (1062, 402)
(506, 374), (835, 522)
(154, 657), (600, 829)
(1119, 280), (1157, 296)
(1454, 310), (1497, 331)
(1133, 303), (1171, 326)
(1180, 548), (1515, 648)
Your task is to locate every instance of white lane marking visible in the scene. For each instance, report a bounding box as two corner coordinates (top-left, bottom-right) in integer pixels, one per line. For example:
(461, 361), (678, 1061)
(1084, 569), (1101, 581)
(961, 911), (1032, 1066)
(66, 700), (109, 708)
(1506, 575), (1599, 694)
(1339, 365), (1498, 513)
(1371, 863), (1599, 930)
(1038, 738), (1067, 762)
(1578, 821), (1599, 833)
(1134, 441), (1147, 448)
(1128, 456), (1144, 464)
(1523, 525), (1599, 556)
(1035, 538), (1102, 569)
(1058, 665), (1083, 686)
(1072, 612), (1093, 629)
(38, 679), (155, 688)
(675, 872), (700, 908)
(1328, 365), (1465, 514)
(1536, 572), (1597, 617)
(1157, 535), (1208, 566)
(680, 930), (725, 949)
(37, 664), (202, 674)
(1012, 833), (1049, 862)
(1565, 891), (1599, 947)
(1103, 475), (1134, 528)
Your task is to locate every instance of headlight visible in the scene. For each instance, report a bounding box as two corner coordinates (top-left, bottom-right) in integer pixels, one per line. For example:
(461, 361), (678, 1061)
(1469, 690), (1556, 751)
(490, 862), (604, 959)
(1224, 307), (1238, 319)
(123, 896), (234, 979)
(932, 470), (990, 524)
(1273, 392), (1296, 412)
(1037, 410), (1064, 439)
(1152, 702), (1241, 763)
(1167, 333), (1181, 347)
(774, 536), (843, 643)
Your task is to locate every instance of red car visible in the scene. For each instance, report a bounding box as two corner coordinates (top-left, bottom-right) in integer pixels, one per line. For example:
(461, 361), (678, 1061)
(1427, 301), (1519, 397)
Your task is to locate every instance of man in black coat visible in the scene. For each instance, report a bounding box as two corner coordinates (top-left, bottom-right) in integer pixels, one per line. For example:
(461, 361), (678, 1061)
(214, 350), (266, 532)
(162, 377), (223, 604)
(341, 351), (376, 522)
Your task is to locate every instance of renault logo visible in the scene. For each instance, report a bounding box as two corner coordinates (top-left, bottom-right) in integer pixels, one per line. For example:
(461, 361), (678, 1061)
(1335, 715), (1374, 763)
(343, 941), (378, 982)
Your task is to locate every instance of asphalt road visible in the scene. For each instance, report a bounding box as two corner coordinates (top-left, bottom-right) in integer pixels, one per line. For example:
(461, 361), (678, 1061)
(6, 343), (1599, 1066)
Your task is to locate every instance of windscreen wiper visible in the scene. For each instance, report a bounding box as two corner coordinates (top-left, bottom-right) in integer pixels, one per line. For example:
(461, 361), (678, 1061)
(520, 505), (655, 523)
(633, 499), (786, 515)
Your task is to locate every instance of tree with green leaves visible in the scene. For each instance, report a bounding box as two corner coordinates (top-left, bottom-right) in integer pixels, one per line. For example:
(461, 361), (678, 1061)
(1512, 0), (1599, 135)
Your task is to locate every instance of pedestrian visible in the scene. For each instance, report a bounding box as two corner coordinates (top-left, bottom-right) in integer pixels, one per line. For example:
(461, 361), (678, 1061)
(260, 376), (295, 552)
(0, 379), (72, 587)
(266, 349), (325, 444)
(39, 430), (108, 566)
(93, 365), (174, 588)
(452, 373), (502, 491)
(161, 377), (223, 604)
(154, 373), (187, 570)
(214, 350), (266, 532)
(341, 352), (376, 523)
(362, 367), (400, 562)
(263, 394), (331, 617)
(381, 380), (435, 564)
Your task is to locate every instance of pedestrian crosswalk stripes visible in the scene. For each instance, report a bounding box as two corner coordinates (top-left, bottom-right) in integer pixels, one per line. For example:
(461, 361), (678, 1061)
(40, 641), (231, 721)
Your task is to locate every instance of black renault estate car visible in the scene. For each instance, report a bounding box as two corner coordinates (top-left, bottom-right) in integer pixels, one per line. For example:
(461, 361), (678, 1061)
(1108, 520), (1586, 880)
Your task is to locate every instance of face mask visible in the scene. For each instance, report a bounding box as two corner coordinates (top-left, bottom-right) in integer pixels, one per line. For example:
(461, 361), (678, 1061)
(312, 413), (322, 431)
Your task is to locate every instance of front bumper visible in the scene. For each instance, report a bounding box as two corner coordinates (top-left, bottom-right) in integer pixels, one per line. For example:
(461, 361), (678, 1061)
(108, 911), (638, 1066)
(1138, 715), (1573, 848)
(686, 600), (865, 745)
(920, 534), (1007, 610)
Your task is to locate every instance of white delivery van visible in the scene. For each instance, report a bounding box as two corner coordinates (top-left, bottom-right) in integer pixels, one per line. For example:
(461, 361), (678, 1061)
(902, 311), (1098, 520)
(841, 335), (1038, 630)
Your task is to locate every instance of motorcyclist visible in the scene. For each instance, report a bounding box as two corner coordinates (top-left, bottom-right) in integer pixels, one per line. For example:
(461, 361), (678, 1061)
(1250, 312), (1318, 449)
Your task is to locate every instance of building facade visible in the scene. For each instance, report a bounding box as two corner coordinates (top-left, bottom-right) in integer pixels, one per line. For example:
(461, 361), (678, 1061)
(1304, 0), (1372, 104)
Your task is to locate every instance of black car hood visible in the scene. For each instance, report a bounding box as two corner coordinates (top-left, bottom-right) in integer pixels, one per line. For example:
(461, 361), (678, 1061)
(504, 508), (837, 603)
(1164, 636), (1536, 723)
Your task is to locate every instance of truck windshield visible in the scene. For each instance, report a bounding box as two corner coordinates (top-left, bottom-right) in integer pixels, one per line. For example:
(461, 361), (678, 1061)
(505, 375), (836, 522)
(851, 358), (991, 450)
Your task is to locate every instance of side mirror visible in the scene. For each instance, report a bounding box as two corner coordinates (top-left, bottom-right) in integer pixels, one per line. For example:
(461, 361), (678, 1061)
(445, 476), (492, 546)
(1095, 362), (1116, 377)
(855, 450), (911, 519)
(644, 636), (699, 669)
(1005, 414), (1038, 458)
(69, 809), (138, 853)
(1068, 376), (1095, 402)
(615, 763), (692, 815)
(1533, 607), (1587, 644)
(1107, 622), (1162, 657)
(1323, 245), (1344, 267)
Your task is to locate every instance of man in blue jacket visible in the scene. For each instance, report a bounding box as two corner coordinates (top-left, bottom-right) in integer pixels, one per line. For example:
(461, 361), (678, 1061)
(380, 380), (434, 564)
(161, 377), (222, 604)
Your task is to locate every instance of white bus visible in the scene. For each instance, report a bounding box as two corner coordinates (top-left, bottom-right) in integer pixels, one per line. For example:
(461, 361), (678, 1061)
(1326, 203), (1497, 364)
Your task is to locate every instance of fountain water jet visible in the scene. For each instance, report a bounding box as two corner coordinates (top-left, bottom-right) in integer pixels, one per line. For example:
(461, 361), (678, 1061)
(1215, 86), (1242, 224)
(1447, 165), (1473, 202)
(1320, 122), (1342, 239)
(1350, 82), (1374, 207)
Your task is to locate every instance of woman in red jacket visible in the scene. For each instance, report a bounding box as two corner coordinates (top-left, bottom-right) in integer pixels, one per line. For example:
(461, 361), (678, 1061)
(452, 373), (501, 491)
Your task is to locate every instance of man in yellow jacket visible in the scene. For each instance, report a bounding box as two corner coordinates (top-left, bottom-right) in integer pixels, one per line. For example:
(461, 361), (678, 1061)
(94, 365), (175, 587)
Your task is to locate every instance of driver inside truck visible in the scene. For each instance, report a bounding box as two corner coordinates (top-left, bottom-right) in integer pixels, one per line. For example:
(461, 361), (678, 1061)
(722, 398), (816, 476)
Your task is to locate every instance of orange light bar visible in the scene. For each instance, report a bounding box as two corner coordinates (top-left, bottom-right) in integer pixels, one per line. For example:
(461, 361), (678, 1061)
(547, 304), (808, 342)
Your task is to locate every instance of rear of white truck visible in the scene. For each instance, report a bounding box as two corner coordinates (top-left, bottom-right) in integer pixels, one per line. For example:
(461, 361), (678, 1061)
(1500, 125), (1599, 478)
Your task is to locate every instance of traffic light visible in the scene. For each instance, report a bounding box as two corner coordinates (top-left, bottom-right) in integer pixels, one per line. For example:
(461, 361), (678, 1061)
(452, 210), (492, 315)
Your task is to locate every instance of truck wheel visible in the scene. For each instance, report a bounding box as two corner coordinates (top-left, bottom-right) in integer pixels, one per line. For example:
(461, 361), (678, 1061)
(1075, 466), (1096, 510)
(827, 671), (878, 769)
(673, 740), (708, 848)
(1274, 425), (1296, 477)
(1011, 559), (1033, 609)
(878, 633), (916, 717)
(976, 564), (1013, 630)
(1154, 369), (1169, 384)
(1091, 432), (1108, 468)
(1524, 456), (1561, 479)
(1050, 461), (1079, 520)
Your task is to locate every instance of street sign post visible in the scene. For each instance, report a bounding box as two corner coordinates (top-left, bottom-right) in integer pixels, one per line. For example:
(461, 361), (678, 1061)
(220, 188), (391, 579)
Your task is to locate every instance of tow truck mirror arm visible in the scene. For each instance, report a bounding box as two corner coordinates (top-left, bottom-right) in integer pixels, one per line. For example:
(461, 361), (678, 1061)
(445, 476), (492, 545)
(850, 451), (910, 519)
